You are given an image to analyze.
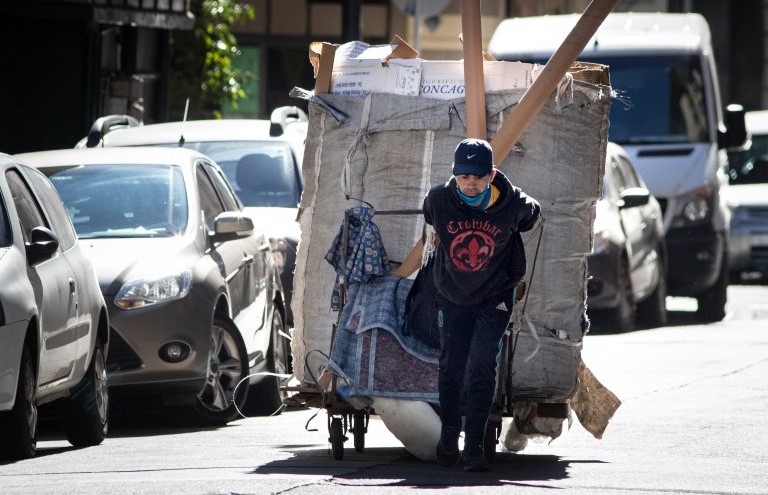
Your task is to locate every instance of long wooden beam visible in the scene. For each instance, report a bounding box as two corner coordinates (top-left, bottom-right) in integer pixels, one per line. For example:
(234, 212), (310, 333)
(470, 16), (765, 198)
(490, 0), (619, 164)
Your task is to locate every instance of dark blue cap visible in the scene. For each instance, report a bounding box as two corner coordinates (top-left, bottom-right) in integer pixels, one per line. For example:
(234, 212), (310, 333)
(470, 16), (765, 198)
(452, 138), (493, 176)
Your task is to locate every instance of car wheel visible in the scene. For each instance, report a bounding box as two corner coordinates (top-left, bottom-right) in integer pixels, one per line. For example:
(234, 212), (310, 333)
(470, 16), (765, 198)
(62, 337), (109, 447)
(246, 309), (291, 416)
(0, 343), (38, 459)
(636, 248), (668, 328)
(185, 317), (249, 426)
(696, 251), (728, 323)
(604, 256), (635, 332)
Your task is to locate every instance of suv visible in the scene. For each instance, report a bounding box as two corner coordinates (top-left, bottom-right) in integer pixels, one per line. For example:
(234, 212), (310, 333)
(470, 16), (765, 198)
(77, 107), (307, 326)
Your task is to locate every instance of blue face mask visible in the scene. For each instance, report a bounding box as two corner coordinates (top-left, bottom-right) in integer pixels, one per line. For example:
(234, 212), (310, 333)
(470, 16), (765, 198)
(457, 183), (491, 209)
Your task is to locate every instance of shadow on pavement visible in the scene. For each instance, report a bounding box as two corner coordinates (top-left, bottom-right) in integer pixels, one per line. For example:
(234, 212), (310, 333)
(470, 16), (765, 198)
(252, 448), (606, 487)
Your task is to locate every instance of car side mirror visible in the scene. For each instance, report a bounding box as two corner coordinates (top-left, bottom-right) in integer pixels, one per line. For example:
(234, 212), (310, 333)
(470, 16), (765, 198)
(210, 211), (254, 243)
(25, 226), (59, 264)
(719, 104), (748, 150)
(617, 187), (650, 209)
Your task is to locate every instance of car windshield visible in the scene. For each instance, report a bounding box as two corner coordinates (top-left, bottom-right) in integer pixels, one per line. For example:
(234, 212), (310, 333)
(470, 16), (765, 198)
(159, 141), (301, 208)
(727, 134), (768, 185)
(591, 54), (709, 145)
(45, 164), (188, 239)
(526, 54), (709, 145)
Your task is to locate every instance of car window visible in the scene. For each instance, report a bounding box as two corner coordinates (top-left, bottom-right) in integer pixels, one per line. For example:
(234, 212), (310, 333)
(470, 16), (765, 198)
(0, 188), (11, 247)
(563, 54), (708, 145)
(201, 161), (240, 211)
(615, 156), (641, 190)
(20, 165), (77, 250)
(728, 134), (768, 185)
(167, 141), (302, 208)
(603, 158), (621, 201)
(5, 169), (47, 244)
(45, 164), (188, 239)
(196, 163), (225, 231)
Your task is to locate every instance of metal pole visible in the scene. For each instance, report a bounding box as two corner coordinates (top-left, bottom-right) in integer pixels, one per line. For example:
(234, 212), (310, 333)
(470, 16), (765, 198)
(342, 0), (361, 42)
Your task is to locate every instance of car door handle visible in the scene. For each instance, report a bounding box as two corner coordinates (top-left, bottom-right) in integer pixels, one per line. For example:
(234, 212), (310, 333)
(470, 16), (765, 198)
(242, 254), (255, 265)
(69, 278), (79, 311)
(258, 243), (270, 252)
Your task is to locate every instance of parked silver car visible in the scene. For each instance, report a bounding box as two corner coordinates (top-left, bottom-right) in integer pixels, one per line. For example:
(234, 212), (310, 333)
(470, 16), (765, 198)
(0, 153), (109, 459)
(726, 110), (768, 282)
(77, 107), (306, 326)
(16, 147), (291, 425)
(587, 143), (668, 332)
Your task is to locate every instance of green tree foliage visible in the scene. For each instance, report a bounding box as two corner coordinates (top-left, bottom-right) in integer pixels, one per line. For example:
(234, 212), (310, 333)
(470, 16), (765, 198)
(169, 0), (254, 118)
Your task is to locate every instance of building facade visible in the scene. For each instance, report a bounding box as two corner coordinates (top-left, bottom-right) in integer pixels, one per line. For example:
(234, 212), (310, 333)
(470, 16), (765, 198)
(0, 0), (764, 153)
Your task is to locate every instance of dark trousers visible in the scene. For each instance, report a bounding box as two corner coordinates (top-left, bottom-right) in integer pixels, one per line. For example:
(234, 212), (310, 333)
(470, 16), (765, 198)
(436, 292), (514, 450)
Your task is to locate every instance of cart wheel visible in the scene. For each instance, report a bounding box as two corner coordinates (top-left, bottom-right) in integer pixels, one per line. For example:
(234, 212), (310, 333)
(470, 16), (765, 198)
(330, 417), (345, 460)
(352, 412), (366, 452)
(484, 421), (499, 464)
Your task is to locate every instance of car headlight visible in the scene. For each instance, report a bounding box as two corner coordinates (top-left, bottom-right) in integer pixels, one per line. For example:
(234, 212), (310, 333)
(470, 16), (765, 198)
(671, 186), (713, 228)
(682, 197), (710, 222)
(114, 269), (192, 310)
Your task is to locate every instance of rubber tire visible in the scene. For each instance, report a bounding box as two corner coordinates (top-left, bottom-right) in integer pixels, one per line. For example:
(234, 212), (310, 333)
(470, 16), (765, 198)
(330, 417), (345, 460)
(696, 252), (728, 323)
(0, 344), (37, 459)
(484, 421), (499, 464)
(353, 412), (366, 452)
(604, 256), (636, 333)
(636, 248), (668, 328)
(247, 309), (290, 416)
(62, 337), (109, 447)
(184, 317), (249, 426)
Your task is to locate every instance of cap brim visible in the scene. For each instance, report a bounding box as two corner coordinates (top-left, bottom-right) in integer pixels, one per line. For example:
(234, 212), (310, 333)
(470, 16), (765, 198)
(453, 163), (490, 176)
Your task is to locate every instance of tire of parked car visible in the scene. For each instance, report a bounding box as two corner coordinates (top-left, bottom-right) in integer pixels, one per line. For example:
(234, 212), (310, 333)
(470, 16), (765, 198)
(245, 308), (291, 416)
(696, 251), (729, 323)
(183, 316), (249, 426)
(0, 343), (37, 460)
(61, 337), (109, 447)
(636, 245), (668, 328)
(604, 255), (636, 333)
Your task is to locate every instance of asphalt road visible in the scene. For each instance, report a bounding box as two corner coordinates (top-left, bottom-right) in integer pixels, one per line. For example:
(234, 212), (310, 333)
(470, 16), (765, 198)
(1, 285), (767, 495)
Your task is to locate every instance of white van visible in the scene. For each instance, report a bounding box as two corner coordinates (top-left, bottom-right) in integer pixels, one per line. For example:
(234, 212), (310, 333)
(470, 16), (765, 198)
(489, 12), (747, 322)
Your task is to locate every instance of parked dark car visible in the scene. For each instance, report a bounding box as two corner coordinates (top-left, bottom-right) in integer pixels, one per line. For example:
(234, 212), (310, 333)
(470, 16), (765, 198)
(587, 143), (668, 332)
(0, 153), (109, 459)
(76, 107), (306, 327)
(16, 147), (291, 425)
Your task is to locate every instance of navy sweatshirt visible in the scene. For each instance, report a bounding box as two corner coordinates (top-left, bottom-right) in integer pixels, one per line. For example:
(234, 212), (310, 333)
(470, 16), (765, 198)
(423, 170), (541, 306)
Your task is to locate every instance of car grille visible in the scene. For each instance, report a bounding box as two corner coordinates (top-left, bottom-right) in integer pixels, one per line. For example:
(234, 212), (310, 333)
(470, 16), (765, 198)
(751, 246), (768, 270)
(107, 328), (143, 372)
(747, 206), (768, 220)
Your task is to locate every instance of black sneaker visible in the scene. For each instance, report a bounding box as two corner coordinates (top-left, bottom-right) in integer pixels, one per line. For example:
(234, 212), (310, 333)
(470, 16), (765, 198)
(435, 439), (460, 467)
(462, 448), (490, 472)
